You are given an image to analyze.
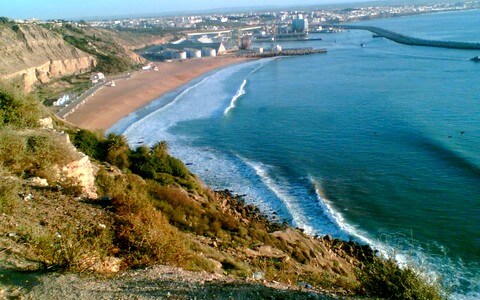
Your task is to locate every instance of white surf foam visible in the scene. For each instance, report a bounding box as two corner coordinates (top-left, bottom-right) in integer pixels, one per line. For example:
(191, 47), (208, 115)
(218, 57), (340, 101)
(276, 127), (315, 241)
(309, 177), (377, 244)
(241, 158), (315, 234)
(224, 79), (247, 115)
(223, 58), (275, 115)
(121, 59), (274, 146)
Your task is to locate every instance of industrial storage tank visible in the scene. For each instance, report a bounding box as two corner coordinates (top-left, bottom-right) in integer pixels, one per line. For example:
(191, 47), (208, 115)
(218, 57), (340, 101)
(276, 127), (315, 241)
(173, 50), (187, 60)
(201, 47), (216, 57)
(186, 48), (201, 59)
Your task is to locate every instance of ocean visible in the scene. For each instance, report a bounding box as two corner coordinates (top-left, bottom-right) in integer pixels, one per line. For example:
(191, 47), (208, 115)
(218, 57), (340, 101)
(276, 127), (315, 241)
(110, 9), (480, 299)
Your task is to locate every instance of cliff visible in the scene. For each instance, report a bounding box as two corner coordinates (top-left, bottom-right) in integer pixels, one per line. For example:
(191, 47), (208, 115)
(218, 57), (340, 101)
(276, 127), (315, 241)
(0, 23), (96, 91)
(0, 21), (171, 92)
(50, 25), (172, 74)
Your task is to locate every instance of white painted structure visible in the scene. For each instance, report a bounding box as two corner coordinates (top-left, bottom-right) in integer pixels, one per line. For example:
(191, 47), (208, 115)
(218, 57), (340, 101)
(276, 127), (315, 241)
(186, 48), (202, 59)
(201, 47), (216, 57)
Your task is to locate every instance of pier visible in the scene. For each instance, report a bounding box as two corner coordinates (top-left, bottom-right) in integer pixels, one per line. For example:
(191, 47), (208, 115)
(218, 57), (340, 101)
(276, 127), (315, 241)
(246, 48), (327, 58)
(328, 24), (480, 50)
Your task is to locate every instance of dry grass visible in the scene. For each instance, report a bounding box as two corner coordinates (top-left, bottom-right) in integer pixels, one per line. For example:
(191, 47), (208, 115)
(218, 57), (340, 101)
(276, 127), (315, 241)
(96, 169), (191, 267)
(0, 167), (20, 213)
(27, 221), (114, 271)
(0, 129), (79, 182)
(0, 80), (44, 128)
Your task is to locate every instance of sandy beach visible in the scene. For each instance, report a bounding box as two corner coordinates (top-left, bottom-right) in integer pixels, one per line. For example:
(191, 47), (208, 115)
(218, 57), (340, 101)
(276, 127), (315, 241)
(66, 57), (250, 131)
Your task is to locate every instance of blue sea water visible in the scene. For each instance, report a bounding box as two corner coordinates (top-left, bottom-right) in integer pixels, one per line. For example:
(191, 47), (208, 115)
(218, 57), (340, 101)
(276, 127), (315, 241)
(111, 9), (480, 299)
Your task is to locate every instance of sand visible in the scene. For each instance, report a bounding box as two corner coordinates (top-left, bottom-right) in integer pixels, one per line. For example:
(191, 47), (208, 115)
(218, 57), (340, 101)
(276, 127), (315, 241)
(65, 57), (250, 131)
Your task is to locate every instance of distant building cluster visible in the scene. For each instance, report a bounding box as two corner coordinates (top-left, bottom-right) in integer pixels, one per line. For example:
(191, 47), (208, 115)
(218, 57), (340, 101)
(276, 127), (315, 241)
(80, 0), (480, 33)
(291, 14), (308, 33)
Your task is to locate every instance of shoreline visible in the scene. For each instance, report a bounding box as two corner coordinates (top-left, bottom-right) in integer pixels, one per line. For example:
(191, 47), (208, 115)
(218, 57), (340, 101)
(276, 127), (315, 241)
(65, 56), (252, 131)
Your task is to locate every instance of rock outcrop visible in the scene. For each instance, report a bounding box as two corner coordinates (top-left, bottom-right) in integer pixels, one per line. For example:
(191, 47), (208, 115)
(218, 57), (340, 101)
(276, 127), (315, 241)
(61, 154), (98, 199)
(0, 24), (96, 91)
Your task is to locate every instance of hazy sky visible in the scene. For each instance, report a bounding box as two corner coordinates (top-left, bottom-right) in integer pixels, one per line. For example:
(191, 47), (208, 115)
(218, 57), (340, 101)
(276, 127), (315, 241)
(2, 0), (363, 20)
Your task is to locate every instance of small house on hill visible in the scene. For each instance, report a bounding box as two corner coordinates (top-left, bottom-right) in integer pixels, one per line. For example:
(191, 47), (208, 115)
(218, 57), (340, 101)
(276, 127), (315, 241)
(90, 72), (105, 84)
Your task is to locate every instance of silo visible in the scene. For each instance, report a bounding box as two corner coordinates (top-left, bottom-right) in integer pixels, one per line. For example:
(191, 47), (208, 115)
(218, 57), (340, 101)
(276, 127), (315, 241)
(201, 47), (216, 57)
(173, 50), (187, 60)
(178, 50), (187, 60)
(186, 48), (201, 59)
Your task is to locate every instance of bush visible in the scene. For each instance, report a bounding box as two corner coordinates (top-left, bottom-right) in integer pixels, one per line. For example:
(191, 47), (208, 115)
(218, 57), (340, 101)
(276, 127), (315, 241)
(114, 201), (189, 266)
(357, 257), (444, 300)
(0, 130), (27, 174)
(29, 222), (114, 271)
(0, 83), (42, 128)
(105, 133), (130, 169)
(70, 129), (106, 160)
(0, 129), (77, 180)
(95, 54), (133, 75)
(129, 142), (191, 183)
(96, 170), (190, 267)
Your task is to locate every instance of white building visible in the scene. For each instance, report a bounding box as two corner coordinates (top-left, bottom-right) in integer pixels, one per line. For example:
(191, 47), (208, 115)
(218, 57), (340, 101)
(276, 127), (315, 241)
(90, 72), (105, 83)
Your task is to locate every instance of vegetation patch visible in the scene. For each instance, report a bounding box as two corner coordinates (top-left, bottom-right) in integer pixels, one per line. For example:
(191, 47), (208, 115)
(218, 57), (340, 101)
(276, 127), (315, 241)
(0, 83), (42, 128)
(356, 257), (444, 299)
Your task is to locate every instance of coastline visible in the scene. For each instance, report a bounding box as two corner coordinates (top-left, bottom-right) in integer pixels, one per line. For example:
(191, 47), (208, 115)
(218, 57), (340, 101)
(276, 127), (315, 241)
(65, 56), (251, 131)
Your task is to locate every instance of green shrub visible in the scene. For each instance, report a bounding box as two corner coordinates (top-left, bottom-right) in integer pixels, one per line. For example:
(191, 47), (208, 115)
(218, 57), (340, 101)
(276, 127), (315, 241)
(0, 130), (27, 174)
(70, 129), (106, 160)
(0, 83), (42, 128)
(357, 257), (444, 300)
(63, 35), (88, 50)
(129, 142), (191, 185)
(105, 133), (130, 169)
(95, 54), (133, 74)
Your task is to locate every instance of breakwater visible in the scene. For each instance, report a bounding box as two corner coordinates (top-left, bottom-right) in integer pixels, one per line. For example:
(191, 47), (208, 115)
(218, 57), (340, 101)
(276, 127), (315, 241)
(329, 24), (480, 50)
(246, 48), (327, 58)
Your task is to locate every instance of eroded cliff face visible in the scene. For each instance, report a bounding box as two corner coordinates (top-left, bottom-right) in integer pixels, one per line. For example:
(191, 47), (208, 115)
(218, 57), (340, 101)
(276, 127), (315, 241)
(0, 24), (96, 91)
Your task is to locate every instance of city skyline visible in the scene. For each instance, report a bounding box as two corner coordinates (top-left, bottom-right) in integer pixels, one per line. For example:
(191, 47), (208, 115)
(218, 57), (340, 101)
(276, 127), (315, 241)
(3, 0), (367, 20)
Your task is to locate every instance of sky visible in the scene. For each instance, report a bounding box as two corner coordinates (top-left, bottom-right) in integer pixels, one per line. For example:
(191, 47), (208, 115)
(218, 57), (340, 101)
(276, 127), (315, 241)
(1, 0), (365, 20)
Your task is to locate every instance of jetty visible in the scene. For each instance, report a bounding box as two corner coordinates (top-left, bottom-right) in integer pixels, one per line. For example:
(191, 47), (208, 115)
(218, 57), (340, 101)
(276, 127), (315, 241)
(246, 48), (327, 58)
(327, 24), (480, 50)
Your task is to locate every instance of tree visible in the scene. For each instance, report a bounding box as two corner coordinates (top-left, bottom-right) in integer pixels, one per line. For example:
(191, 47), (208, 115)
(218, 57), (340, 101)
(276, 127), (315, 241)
(105, 133), (130, 169)
(152, 141), (168, 158)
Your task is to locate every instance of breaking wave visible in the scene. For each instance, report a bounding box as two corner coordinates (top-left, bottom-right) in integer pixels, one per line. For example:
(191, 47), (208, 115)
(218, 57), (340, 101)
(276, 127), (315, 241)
(224, 79), (247, 115)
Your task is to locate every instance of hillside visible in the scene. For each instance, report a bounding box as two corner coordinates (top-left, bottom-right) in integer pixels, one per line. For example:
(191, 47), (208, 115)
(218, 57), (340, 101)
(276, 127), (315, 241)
(0, 20), (95, 91)
(0, 83), (444, 299)
(0, 18), (169, 92)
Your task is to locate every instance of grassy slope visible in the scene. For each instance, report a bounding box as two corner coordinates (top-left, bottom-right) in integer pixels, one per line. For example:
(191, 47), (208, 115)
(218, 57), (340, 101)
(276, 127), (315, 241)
(0, 82), (445, 299)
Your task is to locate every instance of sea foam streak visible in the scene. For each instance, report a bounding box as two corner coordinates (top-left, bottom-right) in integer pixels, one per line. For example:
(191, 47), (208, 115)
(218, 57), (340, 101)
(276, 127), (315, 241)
(224, 79), (247, 115)
(122, 60), (267, 145)
(309, 177), (376, 245)
(241, 158), (315, 234)
(223, 58), (274, 115)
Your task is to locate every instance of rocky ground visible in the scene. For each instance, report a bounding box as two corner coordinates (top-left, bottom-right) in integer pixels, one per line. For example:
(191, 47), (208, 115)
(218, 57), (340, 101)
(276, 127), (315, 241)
(0, 265), (360, 300)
